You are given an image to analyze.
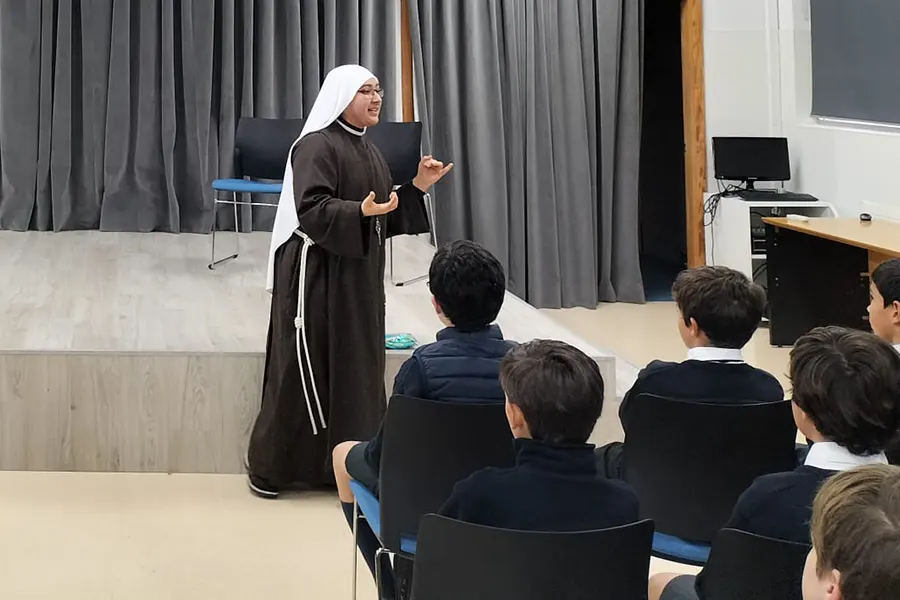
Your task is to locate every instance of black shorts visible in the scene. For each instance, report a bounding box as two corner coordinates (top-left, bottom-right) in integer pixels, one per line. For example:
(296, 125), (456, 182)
(660, 575), (699, 600)
(345, 441), (380, 496)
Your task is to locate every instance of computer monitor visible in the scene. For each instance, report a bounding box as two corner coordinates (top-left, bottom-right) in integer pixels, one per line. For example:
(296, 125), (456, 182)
(712, 137), (791, 189)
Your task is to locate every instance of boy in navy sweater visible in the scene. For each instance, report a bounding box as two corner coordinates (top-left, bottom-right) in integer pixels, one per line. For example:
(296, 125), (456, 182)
(597, 265), (783, 479)
(650, 327), (900, 600)
(440, 339), (640, 532)
(332, 240), (513, 587)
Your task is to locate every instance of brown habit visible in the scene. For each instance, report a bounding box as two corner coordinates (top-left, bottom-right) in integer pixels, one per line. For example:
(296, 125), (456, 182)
(248, 121), (429, 488)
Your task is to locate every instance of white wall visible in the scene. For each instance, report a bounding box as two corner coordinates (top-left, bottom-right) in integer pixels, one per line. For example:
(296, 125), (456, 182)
(704, 0), (900, 219)
(703, 0), (782, 189)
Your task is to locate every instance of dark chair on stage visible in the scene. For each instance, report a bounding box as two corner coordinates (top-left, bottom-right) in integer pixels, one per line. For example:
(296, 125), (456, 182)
(623, 394), (798, 565)
(409, 514), (654, 600)
(367, 121), (434, 286)
(209, 117), (305, 269)
(701, 528), (811, 600)
(349, 394), (515, 600)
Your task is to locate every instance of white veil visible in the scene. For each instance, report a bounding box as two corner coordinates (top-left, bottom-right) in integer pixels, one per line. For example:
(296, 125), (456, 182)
(266, 64), (376, 292)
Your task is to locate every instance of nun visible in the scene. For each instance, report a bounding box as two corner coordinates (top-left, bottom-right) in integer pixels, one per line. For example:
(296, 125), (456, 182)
(247, 64), (453, 497)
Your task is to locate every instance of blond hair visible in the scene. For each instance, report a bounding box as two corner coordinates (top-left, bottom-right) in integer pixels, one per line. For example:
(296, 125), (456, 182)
(811, 464), (900, 600)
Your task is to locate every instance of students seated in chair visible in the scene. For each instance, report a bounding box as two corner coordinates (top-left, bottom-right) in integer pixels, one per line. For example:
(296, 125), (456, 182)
(332, 240), (513, 581)
(596, 266), (783, 479)
(869, 258), (900, 353)
(439, 339), (640, 531)
(649, 326), (900, 600)
(801, 464), (900, 600)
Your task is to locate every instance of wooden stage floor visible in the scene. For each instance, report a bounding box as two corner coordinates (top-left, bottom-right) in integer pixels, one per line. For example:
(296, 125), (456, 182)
(0, 231), (627, 473)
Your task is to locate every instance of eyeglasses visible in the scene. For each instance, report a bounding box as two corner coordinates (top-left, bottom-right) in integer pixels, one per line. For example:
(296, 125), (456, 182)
(357, 87), (384, 98)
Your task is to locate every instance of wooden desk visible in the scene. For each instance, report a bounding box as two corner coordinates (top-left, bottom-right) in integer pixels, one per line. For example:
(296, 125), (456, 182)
(762, 217), (900, 346)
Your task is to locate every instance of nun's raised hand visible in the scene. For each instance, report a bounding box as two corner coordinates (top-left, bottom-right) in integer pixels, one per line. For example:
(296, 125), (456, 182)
(360, 191), (398, 217)
(413, 155), (454, 192)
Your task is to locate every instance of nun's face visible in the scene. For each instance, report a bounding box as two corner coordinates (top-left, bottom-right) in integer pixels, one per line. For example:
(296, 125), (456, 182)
(343, 77), (383, 128)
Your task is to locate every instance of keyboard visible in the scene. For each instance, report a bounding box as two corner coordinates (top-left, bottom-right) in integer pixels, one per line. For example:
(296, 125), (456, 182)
(739, 190), (819, 203)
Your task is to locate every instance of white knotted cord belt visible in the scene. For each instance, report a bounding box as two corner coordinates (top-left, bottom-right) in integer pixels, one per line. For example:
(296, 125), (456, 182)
(294, 229), (327, 435)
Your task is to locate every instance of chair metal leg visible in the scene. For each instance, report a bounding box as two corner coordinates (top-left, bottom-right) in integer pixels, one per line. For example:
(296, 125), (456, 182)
(208, 192), (239, 270)
(374, 547), (392, 600)
(232, 190), (241, 256)
(209, 208), (217, 269)
(351, 499), (359, 600)
(389, 193), (432, 287)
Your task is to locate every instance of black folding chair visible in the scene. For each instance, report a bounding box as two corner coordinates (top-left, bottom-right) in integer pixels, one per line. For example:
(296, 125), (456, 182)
(887, 441), (899, 466)
(209, 117), (305, 268)
(702, 528), (811, 600)
(367, 121), (435, 287)
(367, 121), (423, 186)
(410, 515), (654, 600)
(623, 394), (798, 565)
(349, 395), (515, 600)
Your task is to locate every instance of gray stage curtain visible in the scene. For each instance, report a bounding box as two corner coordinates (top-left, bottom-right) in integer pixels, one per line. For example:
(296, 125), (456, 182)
(408, 0), (644, 307)
(0, 0), (398, 233)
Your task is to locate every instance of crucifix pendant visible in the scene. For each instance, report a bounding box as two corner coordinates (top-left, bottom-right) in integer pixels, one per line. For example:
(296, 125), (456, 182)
(376, 218), (383, 246)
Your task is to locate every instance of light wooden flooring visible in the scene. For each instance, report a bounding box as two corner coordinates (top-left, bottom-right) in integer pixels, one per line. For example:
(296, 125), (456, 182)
(0, 471), (701, 600)
(0, 232), (628, 473)
(0, 230), (622, 364)
(0, 231), (268, 353)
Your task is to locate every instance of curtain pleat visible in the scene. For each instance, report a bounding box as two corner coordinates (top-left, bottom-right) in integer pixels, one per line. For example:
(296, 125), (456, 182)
(0, 0), (399, 233)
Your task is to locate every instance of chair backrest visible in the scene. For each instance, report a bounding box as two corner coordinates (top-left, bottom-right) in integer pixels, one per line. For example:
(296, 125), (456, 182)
(887, 441), (900, 466)
(379, 395), (515, 552)
(410, 515), (654, 600)
(624, 394), (798, 542)
(702, 528), (811, 600)
(233, 117), (305, 180)
(366, 121), (423, 185)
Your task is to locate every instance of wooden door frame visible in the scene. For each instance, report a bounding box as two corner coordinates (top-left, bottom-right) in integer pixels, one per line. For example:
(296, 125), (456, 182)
(681, 0), (708, 267)
(400, 0), (415, 121)
(398, 0), (708, 265)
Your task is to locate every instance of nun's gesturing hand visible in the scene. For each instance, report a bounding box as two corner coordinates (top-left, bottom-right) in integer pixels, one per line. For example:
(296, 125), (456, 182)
(360, 191), (399, 216)
(412, 155), (454, 192)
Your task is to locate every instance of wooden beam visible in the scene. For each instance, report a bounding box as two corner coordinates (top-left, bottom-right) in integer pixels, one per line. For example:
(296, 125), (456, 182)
(681, 0), (708, 267)
(400, 0), (415, 121)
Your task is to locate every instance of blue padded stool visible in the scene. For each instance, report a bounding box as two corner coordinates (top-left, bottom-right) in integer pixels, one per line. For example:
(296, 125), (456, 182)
(652, 532), (711, 566)
(209, 179), (281, 269)
(208, 117), (304, 269)
(350, 480), (419, 555)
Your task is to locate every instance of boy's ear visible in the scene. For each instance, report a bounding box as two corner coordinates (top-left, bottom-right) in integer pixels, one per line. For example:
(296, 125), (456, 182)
(431, 296), (442, 315)
(825, 569), (842, 600)
(506, 399), (525, 428)
(688, 317), (702, 338)
(891, 300), (900, 324)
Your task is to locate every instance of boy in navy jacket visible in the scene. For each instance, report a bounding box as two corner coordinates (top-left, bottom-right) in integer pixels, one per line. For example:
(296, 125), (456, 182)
(332, 240), (513, 588)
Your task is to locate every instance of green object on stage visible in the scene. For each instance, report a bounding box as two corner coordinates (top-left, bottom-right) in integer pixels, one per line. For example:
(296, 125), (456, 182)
(385, 333), (417, 349)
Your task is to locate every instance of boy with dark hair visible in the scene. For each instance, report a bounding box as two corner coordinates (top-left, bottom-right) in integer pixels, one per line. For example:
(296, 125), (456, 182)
(868, 258), (900, 352)
(802, 464), (900, 600)
(651, 327), (900, 600)
(870, 259), (900, 464)
(439, 339), (639, 531)
(598, 266), (783, 478)
(332, 240), (512, 584)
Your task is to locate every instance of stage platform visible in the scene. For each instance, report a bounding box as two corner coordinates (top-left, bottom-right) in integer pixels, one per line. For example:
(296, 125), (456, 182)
(0, 231), (629, 474)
